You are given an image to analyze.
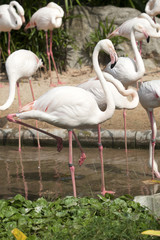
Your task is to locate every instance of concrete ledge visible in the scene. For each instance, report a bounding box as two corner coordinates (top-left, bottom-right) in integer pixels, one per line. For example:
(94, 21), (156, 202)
(0, 128), (159, 149)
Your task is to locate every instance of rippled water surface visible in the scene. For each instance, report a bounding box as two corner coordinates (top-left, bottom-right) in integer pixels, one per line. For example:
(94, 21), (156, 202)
(0, 146), (160, 200)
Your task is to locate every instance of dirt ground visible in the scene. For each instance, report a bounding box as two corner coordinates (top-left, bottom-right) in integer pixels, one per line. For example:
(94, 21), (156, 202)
(0, 66), (160, 132)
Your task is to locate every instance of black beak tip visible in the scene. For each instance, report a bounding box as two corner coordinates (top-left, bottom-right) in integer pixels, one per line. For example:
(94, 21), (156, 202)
(147, 36), (150, 43)
(111, 61), (117, 69)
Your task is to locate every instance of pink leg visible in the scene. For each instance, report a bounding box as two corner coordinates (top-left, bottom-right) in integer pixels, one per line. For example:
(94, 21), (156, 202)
(149, 111), (156, 179)
(19, 152), (28, 199)
(68, 130), (77, 197)
(123, 109), (129, 176)
(7, 114), (63, 152)
(16, 82), (22, 152)
(29, 79), (41, 149)
(98, 124), (115, 195)
(49, 31), (62, 86)
(72, 130), (86, 166)
(8, 32), (11, 56)
(45, 31), (53, 84)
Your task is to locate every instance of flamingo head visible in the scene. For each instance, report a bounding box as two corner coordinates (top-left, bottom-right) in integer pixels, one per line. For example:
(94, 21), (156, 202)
(133, 23), (150, 43)
(99, 39), (118, 68)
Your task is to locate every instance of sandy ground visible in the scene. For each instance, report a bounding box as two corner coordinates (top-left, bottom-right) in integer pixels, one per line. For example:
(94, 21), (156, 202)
(0, 66), (160, 132)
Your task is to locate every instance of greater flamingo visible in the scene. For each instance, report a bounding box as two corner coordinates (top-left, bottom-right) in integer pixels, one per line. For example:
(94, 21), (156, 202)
(108, 13), (160, 54)
(145, 0), (160, 22)
(25, 2), (64, 87)
(105, 23), (146, 158)
(138, 79), (160, 179)
(0, 1), (25, 55)
(7, 39), (138, 197)
(0, 49), (43, 151)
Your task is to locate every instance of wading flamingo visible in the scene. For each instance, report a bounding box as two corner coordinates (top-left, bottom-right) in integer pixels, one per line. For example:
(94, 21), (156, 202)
(25, 2), (64, 87)
(0, 1), (25, 55)
(145, 0), (160, 22)
(108, 13), (160, 54)
(0, 49), (43, 151)
(7, 39), (138, 197)
(138, 79), (160, 179)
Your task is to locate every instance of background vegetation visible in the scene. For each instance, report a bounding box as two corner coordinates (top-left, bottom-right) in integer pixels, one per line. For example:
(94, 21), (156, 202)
(0, 0), (149, 72)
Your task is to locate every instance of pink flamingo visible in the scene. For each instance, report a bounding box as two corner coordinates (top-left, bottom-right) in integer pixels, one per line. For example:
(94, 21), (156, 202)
(0, 1), (25, 55)
(108, 13), (160, 54)
(138, 79), (160, 179)
(103, 23), (146, 160)
(25, 2), (64, 87)
(145, 0), (160, 22)
(7, 39), (137, 197)
(0, 49), (43, 151)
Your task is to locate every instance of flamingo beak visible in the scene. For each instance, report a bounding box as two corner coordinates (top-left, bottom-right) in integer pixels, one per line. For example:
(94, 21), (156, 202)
(21, 15), (25, 24)
(110, 52), (118, 69)
(147, 36), (150, 43)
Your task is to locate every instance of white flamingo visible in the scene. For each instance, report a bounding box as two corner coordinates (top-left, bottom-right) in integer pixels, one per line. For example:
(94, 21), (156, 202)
(7, 39), (139, 197)
(145, 0), (160, 22)
(0, 1), (25, 55)
(138, 79), (160, 179)
(0, 49), (43, 151)
(25, 2), (64, 86)
(108, 13), (160, 54)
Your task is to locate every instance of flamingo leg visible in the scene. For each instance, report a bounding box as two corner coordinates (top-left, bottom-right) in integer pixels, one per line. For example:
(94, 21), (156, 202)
(16, 82), (22, 152)
(7, 113), (63, 152)
(72, 130), (86, 166)
(123, 109), (129, 176)
(97, 124), (115, 195)
(29, 78), (41, 149)
(45, 31), (52, 83)
(148, 111), (156, 179)
(8, 32), (11, 56)
(49, 30), (62, 86)
(68, 130), (77, 197)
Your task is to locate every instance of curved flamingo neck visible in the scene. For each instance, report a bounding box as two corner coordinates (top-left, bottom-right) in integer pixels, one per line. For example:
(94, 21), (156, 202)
(8, 1), (23, 29)
(130, 27), (145, 79)
(0, 79), (16, 110)
(92, 44), (115, 122)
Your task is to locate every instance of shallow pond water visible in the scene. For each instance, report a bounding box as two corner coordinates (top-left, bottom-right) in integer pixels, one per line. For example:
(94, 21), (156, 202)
(0, 146), (160, 200)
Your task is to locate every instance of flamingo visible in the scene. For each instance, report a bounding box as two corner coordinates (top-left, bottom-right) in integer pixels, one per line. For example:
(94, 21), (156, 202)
(138, 79), (160, 179)
(0, 1), (25, 55)
(108, 12), (160, 54)
(0, 49), (43, 151)
(7, 39), (139, 197)
(145, 0), (160, 22)
(25, 2), (64, 87)
(104, 23), (146, 159)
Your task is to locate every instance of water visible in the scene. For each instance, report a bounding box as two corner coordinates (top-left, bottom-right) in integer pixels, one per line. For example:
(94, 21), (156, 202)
(0, 146), (159, 200)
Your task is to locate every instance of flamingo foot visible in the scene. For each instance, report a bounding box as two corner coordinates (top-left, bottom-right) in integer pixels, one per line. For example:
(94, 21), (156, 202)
(101, 189), (115, 196)
(49, 83), (57, 87)
(57, 139), (63, 152)
(57, 81), (65, 85)
(79, 153), (86, 166)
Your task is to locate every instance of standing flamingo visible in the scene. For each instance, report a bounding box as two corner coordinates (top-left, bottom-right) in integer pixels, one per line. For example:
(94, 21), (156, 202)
(25, 2), (64, 87)
(0, 1), (25, 55)
(0, 49), (43, 151)
(138, 80), (160, 179)
(7, 39), (138, 197)
(105, 23), (146, 159)
(145, 0), (160, 22)
(108, 13), (160, 54)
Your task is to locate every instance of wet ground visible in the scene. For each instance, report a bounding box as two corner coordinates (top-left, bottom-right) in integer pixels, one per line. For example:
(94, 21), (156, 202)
(0, 146), (160, 201)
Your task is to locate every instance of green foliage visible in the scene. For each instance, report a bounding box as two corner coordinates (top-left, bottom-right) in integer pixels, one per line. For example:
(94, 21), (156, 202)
(0, 194), (159, 240)
(82, 18), (126, 66)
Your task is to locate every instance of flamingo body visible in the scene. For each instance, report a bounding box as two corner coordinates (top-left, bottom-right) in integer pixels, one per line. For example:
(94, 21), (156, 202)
(0, 1), (25, 32)
(138, 80), (160, 178)
(108, 13), (160, 41)
(145, 0), (160, 17)
(0, 49), (42, 111)
(25, 3), (64, 31)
